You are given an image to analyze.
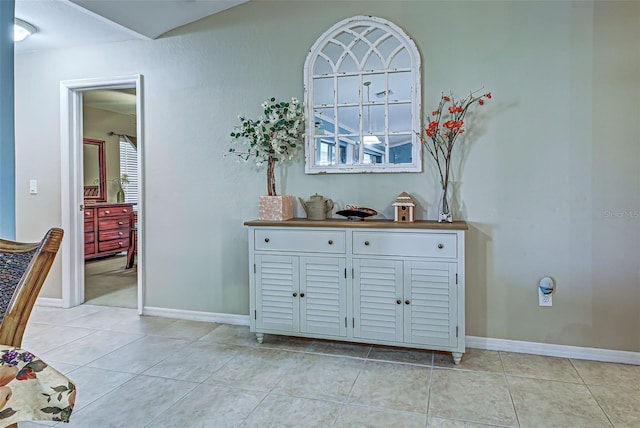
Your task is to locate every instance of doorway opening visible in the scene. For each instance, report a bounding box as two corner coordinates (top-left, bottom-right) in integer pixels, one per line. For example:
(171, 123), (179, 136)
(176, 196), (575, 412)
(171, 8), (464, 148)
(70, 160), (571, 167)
(60, 75), (144, 314)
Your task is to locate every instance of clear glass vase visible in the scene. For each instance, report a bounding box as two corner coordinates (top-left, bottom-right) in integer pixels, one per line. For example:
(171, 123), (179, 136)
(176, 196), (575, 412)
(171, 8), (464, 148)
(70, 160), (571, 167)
(438, 185), (452, 223)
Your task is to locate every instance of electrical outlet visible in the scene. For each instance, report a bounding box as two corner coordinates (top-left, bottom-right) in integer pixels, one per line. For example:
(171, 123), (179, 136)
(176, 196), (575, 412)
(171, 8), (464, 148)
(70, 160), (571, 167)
(538, 288), (552, 307)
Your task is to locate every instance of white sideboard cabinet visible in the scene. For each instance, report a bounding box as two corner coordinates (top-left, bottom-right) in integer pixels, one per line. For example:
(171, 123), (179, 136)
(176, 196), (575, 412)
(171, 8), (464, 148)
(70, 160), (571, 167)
(244, 219), (467, 364)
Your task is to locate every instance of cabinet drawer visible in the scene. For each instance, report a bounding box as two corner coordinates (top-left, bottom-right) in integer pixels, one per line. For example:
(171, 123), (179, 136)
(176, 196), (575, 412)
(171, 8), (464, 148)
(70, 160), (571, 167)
(99, 228), (128, 241)
(98, 206), (132, 218)
(98, 238), (129, 252)
(84, 242), (95, 255)
(84, 209), (95, 219)
(84, 220), (94, 233)
(85, 232), (95, 244)
(98, 216), (130, 231)
(353, 231), (457, 258)
(255, 229), (345, 253)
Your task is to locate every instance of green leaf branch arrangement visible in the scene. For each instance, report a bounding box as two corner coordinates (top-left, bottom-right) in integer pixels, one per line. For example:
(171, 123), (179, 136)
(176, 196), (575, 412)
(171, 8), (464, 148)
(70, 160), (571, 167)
(229, 97), (304, 196)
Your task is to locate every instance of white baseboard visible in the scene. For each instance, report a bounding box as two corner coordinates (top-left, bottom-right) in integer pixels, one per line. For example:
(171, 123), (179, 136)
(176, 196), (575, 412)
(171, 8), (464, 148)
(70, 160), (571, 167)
(142, 306), (250, 326)
(35, 297), (64, 308)
(466, 335), (640, 365)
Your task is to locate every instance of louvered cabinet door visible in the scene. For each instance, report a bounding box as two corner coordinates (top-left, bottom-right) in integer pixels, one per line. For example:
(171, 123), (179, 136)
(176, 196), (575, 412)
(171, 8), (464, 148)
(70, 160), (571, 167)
(404, 261), (458, 348)
(353, 258), (404, 342)
(299, 257), (347, 337)
(255, 254), (299, 333)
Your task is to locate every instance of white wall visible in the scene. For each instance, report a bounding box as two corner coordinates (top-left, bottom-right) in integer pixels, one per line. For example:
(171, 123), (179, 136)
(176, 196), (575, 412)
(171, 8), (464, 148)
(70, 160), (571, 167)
(14, 1), (640, 352)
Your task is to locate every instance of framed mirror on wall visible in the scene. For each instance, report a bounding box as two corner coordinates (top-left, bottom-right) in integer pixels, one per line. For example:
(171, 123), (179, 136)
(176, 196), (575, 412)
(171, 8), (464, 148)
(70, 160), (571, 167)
(83, 138), (106, 202)
(304, 15), (422, 173)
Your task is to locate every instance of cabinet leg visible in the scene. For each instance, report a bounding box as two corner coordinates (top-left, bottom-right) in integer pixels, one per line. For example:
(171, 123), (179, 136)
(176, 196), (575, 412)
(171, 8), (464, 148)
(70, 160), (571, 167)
(452, 352), (463, 365)
(256, 333), (264, 344)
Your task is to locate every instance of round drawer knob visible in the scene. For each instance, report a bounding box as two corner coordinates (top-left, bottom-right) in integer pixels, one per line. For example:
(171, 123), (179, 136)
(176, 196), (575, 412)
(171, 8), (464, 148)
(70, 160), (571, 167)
(105, 210), (110, 214)
(405, 300), (410, 305)
(118, 232), (123, 236)
(328, 240), (333, 245)
(123, 209), (128, 213)
(85, 212), (90, 216)
(300, 293), (305, 298)
(396, 299), (402, 305)
(119, 242), (123, 247)
(292, 292), (297, 297)
(118, 221), (124, 225)
(364, 241), (370, 246)
(264, 238), (270, 243)
(437, 243), (444, 249)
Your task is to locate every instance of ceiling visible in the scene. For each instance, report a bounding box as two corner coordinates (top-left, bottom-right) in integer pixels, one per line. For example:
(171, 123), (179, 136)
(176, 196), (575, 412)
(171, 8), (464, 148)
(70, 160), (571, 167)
(14, 0), (249, 54)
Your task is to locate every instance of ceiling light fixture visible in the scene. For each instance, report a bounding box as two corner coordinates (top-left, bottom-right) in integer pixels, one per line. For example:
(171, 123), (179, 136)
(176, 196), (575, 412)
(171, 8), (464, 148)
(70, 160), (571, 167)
(14, 18), (37, 42)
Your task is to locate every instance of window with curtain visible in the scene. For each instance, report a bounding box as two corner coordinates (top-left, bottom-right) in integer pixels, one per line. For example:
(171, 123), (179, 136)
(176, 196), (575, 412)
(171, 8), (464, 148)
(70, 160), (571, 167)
(119, 136), (138, 204)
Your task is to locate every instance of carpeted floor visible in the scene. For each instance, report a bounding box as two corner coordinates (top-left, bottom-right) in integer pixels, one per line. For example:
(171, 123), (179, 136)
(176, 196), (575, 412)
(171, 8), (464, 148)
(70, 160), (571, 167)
(84, 255), (137, 308)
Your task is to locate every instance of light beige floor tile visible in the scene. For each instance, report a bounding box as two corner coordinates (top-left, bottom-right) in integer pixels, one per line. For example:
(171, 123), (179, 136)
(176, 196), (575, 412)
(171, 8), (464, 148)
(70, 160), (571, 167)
(258, 334), (313, 352)
(428, 369), (517, 427)
(23, 322), (54, 338)
(64, 366), (135, 411)
(427, 416), (506, 427)
(507, 376), (611, 428)
(147, 319), (220, 341)
(198, 324), (258, 347)
(571, 359), (640, 390)
(273, 353), (364, 401)
(308, 340), (370, 358)
(500, 351), (581, 383)
(205, 346), (299, 391)
(147, 383), (267, 428)
(63, 375), (197, 427)
(368, 345), (433, 366)
(348, 361), (430, 413)
(40, 330), (143, 365)
(143, 341), (240, 382)
(240, 393), (342, 427)
(29, 304), (104, 325)
(434, 349), (503, 373)
(589, 384), (640, 428)
(91, 312), (178, 336)
(61, 306), (138, 330)
(17, 421), (57, 427)
(21, 325), (95, 355)
(87, 335), (192, 374)
(335, 404), (427, 428)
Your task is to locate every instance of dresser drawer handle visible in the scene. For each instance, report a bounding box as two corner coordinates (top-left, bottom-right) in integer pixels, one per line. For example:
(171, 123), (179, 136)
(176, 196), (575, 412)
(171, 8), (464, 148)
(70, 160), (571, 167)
(118, 221), (124, 225)
(300, 293), (305, 298)
(364, 241), (370, 246)
(105, 210), (110, 214)
(118, 242), (123, 247)
(437, 243), (444, 249)
(123, 209), (128, 213)
(264, 238), (270, 243)
(292, 292), (297, 297)
(405, 300), (410, 305)
(396, 299), (402, 305)
(85, 212), (90, 216)
(118, 232), (123, 236)
(328, 240), (333, 245)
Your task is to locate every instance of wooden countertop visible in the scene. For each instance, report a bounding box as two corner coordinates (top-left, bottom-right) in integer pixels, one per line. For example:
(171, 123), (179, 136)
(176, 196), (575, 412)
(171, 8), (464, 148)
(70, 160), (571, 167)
(244, 218), (468, 230)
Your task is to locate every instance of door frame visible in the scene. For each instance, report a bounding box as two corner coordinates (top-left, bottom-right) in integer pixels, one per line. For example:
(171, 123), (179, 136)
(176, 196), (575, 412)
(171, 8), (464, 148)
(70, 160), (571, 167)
(60, 75), (144, 314)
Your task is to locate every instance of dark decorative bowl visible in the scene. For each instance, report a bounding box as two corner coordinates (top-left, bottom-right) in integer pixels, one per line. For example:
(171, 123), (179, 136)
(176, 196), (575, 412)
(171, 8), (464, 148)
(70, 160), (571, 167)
(336, 206), (377, 221)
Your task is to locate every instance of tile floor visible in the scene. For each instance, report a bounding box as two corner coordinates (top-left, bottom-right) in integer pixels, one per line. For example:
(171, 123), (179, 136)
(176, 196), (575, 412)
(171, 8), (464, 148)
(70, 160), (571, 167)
(18, 304), (640, 428)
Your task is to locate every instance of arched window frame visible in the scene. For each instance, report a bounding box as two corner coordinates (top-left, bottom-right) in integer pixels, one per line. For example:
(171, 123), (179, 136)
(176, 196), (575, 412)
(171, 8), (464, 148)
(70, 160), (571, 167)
(304, 15), (422, 174)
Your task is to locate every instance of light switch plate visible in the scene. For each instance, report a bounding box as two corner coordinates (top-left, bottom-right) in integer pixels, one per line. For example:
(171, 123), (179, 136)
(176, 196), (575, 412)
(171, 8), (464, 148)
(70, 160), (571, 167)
(29, 179), (37, 194)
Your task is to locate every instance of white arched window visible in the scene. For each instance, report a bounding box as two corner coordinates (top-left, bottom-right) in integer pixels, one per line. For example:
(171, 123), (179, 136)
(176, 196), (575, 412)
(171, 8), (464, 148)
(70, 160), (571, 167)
(304, 16), (422, 173)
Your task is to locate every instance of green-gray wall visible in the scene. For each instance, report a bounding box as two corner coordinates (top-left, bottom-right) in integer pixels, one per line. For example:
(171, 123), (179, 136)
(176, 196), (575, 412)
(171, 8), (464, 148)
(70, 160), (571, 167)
(14, 1), (640, 352)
